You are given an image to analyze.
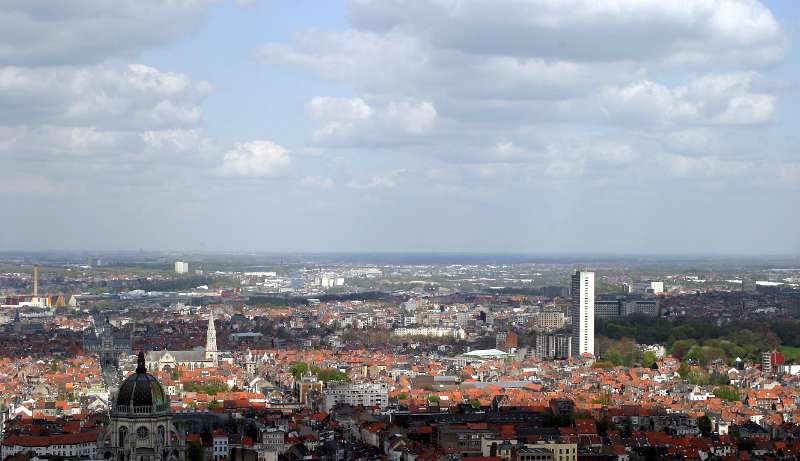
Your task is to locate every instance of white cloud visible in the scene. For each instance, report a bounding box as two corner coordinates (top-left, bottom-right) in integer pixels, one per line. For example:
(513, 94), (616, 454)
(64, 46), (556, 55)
(664, 154), (751, 178)
(0, 64), (211, 129)
(220, 140), (291, 177)
(715, 93), (775, 125)
(260, 0), (786, 189)
(602, 72), (775, 127)
(0, 63), (214, 170)
(386, 101), (437, 134)
(348, 0), (785, 68)
(0, 0), (212, 66)
(347, 169), (406, 189)
(141, 129), (211, 153)
(307, 96), (436, 146)
(602, 80), (699, 126)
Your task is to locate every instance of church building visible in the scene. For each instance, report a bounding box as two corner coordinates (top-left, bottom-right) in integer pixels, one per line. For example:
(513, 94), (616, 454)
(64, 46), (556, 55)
(146, 310), (219, 372)
(105, 351), (183, 461)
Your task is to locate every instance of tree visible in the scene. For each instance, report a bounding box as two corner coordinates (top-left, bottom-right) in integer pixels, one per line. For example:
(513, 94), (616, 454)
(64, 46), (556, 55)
(290, 362), (310, 380)
(603, 349), (622, 365)
(208, 400), (220, 409)
(314, 368), (351, 383)
(187, 441), (204, 461)
(671, 339), (698, 360)
(698, 415), (712, 436)
(678, 361), (690, 378)
(642, 351), (657, 368)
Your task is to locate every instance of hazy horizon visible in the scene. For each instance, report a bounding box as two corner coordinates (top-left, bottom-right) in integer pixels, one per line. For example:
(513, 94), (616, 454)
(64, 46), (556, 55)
(2, 0), (799, 255)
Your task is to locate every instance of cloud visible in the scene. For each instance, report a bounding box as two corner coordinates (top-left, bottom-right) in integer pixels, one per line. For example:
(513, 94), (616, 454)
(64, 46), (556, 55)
(347, 169), (406, 189)
(780, 163), (800, 186)
(601, 72), (775, 127)
(663, 154), (751, 178)
(348, 0), (785, 68)
(0, 63), (214, 170)
(262, 29), (626, 101)
(0, 64), (211, 129)
(301, 176), (335, 189)
(0, 175), (67, 197)
(220, 140), (291, 177)
(260, 0), (787, 190)
(588, 142), (637, 165)
(0, 0), (212, 66)
(141, 129), (211, 153)
(307, 96), (436, 146)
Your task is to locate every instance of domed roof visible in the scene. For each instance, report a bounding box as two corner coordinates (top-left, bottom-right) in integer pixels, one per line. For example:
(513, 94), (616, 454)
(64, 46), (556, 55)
(114, 351), (169, 415)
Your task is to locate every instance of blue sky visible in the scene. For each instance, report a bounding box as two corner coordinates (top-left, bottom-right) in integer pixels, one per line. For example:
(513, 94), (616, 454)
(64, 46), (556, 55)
(0, 0), (798, 255)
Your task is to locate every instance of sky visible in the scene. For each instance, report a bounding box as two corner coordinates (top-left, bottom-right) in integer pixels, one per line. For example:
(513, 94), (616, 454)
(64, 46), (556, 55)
(0, 0), (799, 255)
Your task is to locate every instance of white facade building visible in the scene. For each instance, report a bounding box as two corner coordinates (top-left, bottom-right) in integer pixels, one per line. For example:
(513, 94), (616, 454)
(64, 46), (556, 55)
(1, 432), (99, 459)
(570, 271), (595, 357)
(393, 326), (466, 340)
(650, 281), (665, 294)
(174, 261), (189, 274)
(322, 382), (389, 412)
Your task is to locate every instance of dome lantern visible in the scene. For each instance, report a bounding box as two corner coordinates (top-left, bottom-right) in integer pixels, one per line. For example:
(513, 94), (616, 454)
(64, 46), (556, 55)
(114, 351), (169, 415)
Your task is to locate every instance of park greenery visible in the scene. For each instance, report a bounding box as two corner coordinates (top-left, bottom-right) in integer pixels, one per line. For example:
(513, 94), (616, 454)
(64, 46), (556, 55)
(182, 381), (229, 395)
(597, 315), (800, 365)
(713, 386), (741, 402)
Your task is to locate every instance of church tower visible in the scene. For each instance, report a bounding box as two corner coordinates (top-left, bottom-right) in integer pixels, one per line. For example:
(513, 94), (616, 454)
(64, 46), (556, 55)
(205, 310), (218, 363)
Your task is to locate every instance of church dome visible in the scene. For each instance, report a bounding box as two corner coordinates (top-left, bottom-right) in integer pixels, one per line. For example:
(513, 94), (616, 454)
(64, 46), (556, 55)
(114, 351), (169, 415)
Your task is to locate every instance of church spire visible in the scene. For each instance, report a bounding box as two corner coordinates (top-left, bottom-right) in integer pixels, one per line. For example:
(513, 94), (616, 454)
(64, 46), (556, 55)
(205, 309), (217, 363)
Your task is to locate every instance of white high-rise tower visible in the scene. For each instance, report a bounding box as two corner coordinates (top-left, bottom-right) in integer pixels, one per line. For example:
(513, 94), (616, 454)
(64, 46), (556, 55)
(205, 310), (218, 363)
(571, 271), (595, 357)
(175, 261), (189, 274)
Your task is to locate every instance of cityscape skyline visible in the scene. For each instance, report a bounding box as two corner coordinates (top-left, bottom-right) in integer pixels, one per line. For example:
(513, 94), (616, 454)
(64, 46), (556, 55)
(2, 2), (800, 459)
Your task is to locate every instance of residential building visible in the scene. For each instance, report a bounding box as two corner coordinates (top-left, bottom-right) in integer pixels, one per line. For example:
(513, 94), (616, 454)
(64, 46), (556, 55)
(174, 261), (189, 274)
(534, 311), (565, 331)
(322, 382), (388, 412)
(534, 333), (572, 360)
(1, 432), (99, 459)
(570, 271), (594, 356)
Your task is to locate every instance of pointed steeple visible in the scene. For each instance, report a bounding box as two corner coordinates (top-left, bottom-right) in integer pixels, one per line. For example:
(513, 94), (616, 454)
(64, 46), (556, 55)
(205, 309), (217, 362)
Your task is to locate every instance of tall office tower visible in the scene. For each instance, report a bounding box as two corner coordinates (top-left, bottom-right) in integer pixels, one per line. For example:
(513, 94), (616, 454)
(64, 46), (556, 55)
(174, 261), (189, 274)
(571, 271), (595, 356)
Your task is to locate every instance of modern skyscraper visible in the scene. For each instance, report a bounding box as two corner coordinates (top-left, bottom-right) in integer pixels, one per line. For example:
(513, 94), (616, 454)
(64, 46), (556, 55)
(174, 261), (189, 274)
(571, 271), (595, 356)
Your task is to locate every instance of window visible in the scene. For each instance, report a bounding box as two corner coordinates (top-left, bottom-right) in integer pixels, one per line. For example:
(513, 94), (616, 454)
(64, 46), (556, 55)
(137, 426), (149, 440)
